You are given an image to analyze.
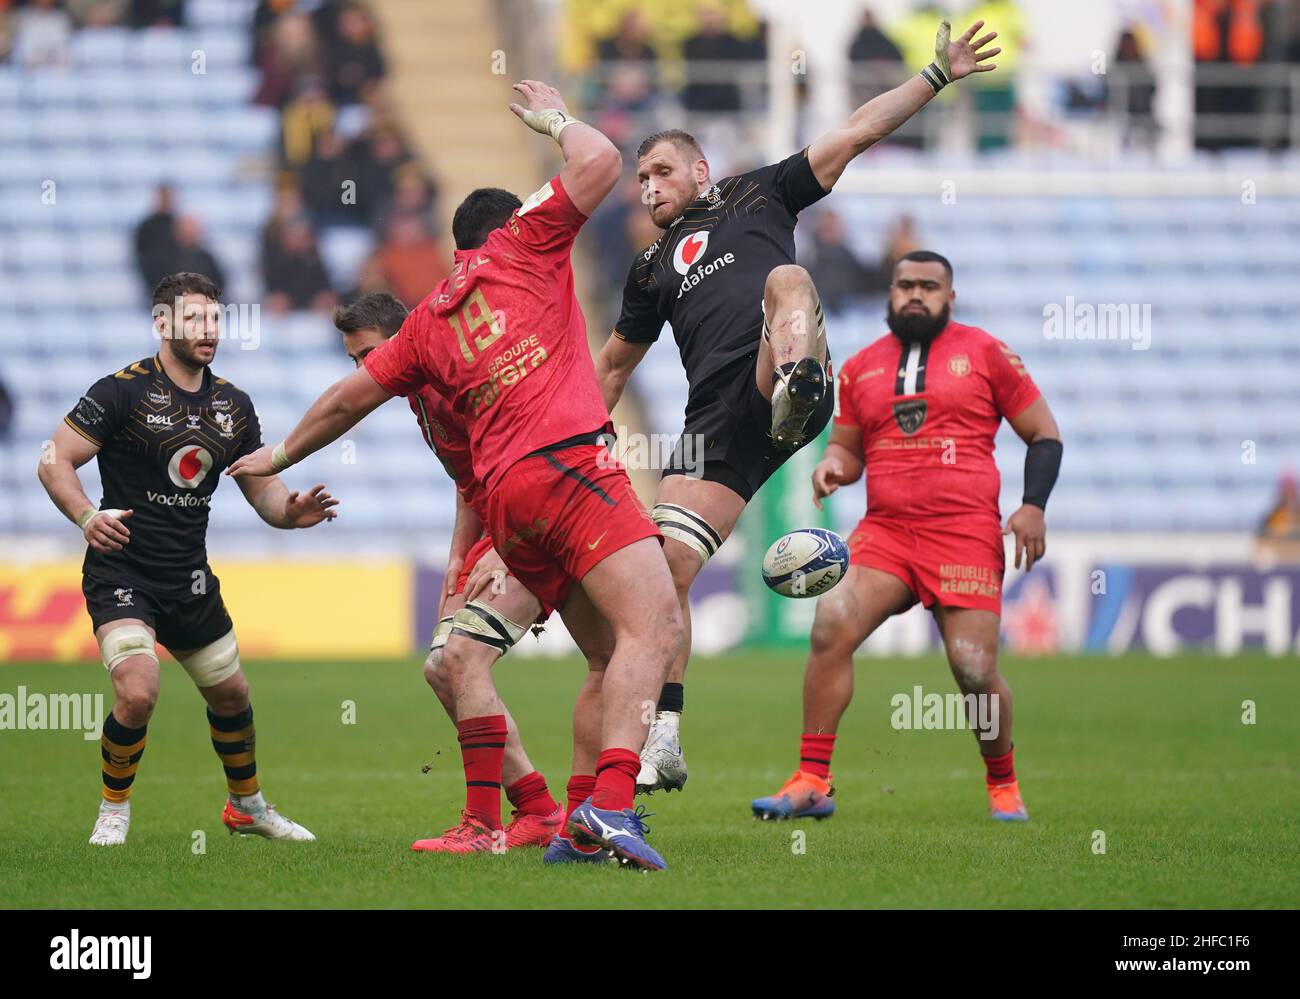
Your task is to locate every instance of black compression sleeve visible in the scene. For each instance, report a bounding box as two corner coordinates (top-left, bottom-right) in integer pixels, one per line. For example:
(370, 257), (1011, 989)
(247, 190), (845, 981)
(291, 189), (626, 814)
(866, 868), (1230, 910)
(1023, 438), (1063, 510)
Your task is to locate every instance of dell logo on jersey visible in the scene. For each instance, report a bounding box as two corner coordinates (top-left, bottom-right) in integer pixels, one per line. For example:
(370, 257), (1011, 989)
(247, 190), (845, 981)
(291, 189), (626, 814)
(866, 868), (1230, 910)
(673, 231), (711, 275)
(166, 445), (213, 489)
(676, 251), (736, 300)
(146, 414), (173, 427)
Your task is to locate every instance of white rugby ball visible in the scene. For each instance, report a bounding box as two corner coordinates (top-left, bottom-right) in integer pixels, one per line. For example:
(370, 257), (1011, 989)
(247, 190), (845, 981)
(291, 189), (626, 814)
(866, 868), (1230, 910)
(762, 528), (849, 599)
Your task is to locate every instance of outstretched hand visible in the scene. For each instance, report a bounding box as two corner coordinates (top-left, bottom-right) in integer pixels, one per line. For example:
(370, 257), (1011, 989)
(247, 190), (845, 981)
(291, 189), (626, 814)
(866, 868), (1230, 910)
(285, 484), (338, 528)
(943, 19), (1001, 80)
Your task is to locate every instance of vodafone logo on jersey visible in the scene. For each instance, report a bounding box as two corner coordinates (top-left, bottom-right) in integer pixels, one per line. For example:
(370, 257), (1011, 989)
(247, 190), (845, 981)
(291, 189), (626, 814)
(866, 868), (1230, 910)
(167, 445), (214, 489)
(673, 231), (710, 275)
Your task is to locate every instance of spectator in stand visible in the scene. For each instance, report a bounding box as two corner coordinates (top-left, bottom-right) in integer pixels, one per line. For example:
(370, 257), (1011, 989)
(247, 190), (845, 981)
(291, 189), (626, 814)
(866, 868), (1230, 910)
(255, 10), (322, 110)
(345, 122), (416, 228)
(371, 212), (448, 308)
(280, 79), (336, 169)
(848, 8), (904, 108)
(129, 0), (184, 27)
(681, 4), (758, 113)
(11, 0), (73, 69)
(169, 216), (227, 292)
(262, 215), (337, 315)
(596, 8), (657, 68)
(805, 210), (919, 314)
(1194, 0), (1266, 150)
(300, 130), (354, 225)
(134, 183), (177, 292)
(1109, 27), (1158, 146)
(324, 2), (385, 106)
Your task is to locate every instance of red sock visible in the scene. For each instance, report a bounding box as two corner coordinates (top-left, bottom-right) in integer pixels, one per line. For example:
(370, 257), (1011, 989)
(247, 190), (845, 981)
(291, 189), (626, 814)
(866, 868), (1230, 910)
(983, 746), (1016, 786)
(562, 774), (596, 843)
(800, 733), (836, 780)
(505, 770), (557, 817)
(457, 715), (507, 829)
(592, 748), (639, 811)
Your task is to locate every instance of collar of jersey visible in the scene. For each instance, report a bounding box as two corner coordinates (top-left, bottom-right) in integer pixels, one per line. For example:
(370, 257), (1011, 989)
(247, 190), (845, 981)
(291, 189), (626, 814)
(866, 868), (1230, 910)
(153, 353), (213, 397)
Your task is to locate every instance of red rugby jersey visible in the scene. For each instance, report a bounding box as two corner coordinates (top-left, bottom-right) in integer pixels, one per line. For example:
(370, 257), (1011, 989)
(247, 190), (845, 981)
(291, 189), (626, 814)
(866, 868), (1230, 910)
(834, 321), (1040, 521)
(405, 385), (485, 518)
(365, 174), (608, 492)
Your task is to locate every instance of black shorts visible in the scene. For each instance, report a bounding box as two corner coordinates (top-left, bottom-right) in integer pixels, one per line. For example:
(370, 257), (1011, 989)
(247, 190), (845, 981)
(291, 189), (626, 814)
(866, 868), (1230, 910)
(662, 349), (834, 502)
(83, 569), (233, 652)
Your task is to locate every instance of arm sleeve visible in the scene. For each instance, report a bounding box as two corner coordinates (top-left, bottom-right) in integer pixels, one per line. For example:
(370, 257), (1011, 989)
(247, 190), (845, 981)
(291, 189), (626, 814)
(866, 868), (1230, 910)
(764, 148), (831, 215)
(985, 337), (1042, 420)
(234, 401), (264, 462)
(364, 315), (427, 397)
(612, 258), (663, 344)
(505, 174), (588, 256)
(64, 375), (127, 447)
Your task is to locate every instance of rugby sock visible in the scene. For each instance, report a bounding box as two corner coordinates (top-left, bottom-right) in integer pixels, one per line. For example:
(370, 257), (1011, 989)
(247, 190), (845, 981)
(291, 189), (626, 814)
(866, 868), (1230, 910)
(562, 774), (598, 846)
(983, 746), (1016, 786)
(458, 714), (507, 829)
(208, 705), (259, 799)
(657, 682), (684, 714)
(505, 770), (557, 817)
(100, 712), (147, 804)
(592, 748), (639, 811)
(800, 732), (836, 780)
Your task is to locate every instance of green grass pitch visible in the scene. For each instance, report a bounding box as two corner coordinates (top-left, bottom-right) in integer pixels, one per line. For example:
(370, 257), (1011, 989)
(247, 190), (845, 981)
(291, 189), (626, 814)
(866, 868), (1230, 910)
(2, 652), (1296, 908)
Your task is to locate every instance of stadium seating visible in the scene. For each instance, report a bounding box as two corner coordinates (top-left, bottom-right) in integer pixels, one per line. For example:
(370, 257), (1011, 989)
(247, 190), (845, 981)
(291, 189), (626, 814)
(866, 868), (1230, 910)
(2, 10), (1296, 558)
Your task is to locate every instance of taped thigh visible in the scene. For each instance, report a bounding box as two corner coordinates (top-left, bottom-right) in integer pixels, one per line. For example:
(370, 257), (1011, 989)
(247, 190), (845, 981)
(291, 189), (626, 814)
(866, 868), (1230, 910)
(177, 629), (240, 688)
(98, 624), (159, 673)
(449, 600), (528, 655)
(652, 502), (723, 565)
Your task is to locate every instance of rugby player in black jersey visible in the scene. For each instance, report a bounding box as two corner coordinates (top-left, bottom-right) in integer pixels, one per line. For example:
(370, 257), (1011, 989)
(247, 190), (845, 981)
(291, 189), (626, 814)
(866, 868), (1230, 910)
(37, 272), (337, 846)
(594, 20), (1002, 792)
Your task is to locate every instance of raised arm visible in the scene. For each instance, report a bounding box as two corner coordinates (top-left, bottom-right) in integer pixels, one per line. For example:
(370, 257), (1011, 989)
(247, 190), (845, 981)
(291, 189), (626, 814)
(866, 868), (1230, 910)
(807, 19), (1001, 191)
(508, 79), (621, 216)
(596, 335), (652, 413)
(227, 366), (392, 479)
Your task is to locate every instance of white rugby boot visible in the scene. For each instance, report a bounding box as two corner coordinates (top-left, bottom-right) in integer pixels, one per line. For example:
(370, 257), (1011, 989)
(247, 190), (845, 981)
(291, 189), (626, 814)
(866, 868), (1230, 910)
(636, 711), (688, 795)
(222, 794), (316, 841)
(89, 800), (131, 846)
(770, 356), (828, 450)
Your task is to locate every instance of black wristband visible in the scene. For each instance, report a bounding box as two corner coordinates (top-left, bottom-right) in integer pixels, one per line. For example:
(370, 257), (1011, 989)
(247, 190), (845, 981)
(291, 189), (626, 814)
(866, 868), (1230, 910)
(919, 61), (951, 94)
(1023, 438), (1063, 511)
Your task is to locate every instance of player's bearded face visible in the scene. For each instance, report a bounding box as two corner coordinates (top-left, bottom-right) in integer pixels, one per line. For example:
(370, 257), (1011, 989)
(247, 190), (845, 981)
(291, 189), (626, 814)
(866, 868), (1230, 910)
(157, 293), (221, 366)
(638, 145), (704, 228)
(886, 299), (951, 345)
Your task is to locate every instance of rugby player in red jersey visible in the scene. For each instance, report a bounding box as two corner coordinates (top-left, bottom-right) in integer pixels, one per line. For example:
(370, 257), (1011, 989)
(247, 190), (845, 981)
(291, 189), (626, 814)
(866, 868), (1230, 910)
(594, 19), (1002, 794)
(750, 252), (1062, 823)
(231, 81), (682, 870)
(333, 292), (587, 854)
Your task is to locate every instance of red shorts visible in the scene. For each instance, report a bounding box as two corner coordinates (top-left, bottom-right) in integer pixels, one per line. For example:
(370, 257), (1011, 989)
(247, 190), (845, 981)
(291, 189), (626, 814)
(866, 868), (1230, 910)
(848, 514), (1006, 615)
(452, 533), (562, 619)
(485, 442), (660, 612)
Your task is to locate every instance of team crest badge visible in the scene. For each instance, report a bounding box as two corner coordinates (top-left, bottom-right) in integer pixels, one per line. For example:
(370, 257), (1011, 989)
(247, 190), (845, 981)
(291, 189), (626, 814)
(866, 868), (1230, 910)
(948, 355), (970, 377)
(892, 399), (927, 435)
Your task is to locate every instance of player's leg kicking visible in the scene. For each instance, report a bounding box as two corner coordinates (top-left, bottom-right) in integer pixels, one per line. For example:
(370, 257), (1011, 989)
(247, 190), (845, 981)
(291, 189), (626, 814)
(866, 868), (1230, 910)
(90, 616), (313, 845)
(638, 264), (833, 794)
(751, 567), (910, 820)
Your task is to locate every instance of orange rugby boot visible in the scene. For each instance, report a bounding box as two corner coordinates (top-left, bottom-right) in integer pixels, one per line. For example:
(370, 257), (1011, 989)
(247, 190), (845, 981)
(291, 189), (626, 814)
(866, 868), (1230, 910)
(411, 810), (499, 853)
(988, 780), (1029, 822)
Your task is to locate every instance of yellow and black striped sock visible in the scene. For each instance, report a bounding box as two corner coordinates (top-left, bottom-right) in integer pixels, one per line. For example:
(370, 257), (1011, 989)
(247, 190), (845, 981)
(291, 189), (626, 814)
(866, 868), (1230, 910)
(101, 711), (147, 804)
(208, 705), (259, 799)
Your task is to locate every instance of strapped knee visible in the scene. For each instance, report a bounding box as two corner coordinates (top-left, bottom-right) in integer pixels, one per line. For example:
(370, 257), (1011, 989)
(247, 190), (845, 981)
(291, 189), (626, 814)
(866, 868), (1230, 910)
(449, 600), (528, 655)
(428, 615), (455, 652)
(652, 503), (723, 565)
(98, 624), (158, 673)
(178, 630), (241, 688)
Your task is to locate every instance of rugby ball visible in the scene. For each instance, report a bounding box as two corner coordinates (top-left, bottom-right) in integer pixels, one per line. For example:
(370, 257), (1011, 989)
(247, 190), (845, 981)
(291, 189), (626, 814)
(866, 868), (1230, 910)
(762, 528), (849, 598)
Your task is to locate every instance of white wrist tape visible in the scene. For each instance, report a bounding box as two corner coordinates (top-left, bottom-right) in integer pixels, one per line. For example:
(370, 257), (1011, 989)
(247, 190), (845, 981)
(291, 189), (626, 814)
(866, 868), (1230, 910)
(81, 508), (126, 541)
(271, 440), (292, 471)
(518, 107), (583, 142)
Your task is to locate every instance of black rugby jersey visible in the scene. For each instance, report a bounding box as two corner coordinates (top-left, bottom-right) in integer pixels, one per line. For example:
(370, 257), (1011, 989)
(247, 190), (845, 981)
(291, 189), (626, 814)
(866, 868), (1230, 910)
(614, 148), (829, 391)
(64, 355), (262, 587)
